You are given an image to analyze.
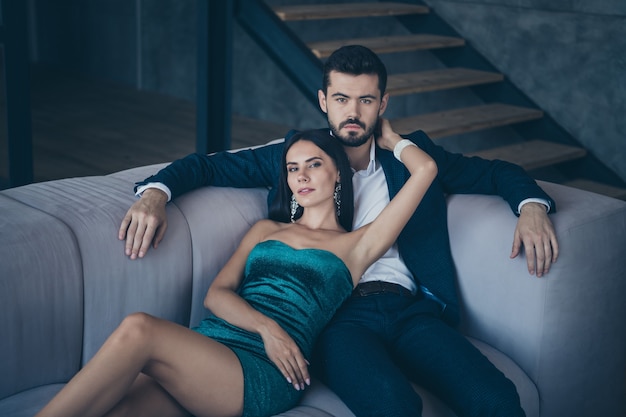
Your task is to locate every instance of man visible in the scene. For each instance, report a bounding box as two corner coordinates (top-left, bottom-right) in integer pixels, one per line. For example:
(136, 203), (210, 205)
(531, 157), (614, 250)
(119, 45), (558, 416)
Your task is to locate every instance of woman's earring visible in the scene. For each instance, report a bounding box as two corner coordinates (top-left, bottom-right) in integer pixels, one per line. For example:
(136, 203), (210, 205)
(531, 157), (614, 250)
(334, 182), (341, 217)
(290, 194), (299, 223)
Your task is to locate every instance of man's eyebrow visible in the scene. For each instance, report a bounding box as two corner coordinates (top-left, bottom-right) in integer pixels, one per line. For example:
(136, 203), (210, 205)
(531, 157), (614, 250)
(331, 92), (378, 100)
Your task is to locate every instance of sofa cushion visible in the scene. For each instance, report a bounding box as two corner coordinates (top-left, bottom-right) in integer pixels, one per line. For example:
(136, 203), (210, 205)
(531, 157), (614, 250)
(0, 195), (83, 401)
(274, 336), (536, 417)
(0, 335), (535, 417)
(0, 384), (65, 417)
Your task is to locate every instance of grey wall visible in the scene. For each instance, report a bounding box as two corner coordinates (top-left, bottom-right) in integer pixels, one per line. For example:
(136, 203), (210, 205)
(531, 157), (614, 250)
(28, 0), (626, 181)
(423, 0), (626, 182)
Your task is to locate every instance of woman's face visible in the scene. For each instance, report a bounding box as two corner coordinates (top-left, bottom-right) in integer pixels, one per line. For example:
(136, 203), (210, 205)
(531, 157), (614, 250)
(286, 140), (340, 209)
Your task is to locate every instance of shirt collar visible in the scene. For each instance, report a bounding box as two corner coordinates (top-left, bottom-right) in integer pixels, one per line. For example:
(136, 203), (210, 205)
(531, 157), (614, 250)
(359, 139), (378, 176)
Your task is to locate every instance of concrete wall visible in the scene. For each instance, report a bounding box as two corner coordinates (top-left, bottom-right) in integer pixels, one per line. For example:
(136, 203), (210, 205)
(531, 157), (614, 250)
(423, 0), (626, 182)
(26, 0), (626, 181)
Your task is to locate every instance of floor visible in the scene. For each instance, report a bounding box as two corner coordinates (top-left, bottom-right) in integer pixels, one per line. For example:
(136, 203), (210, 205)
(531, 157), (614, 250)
(1, 67), (291, 186)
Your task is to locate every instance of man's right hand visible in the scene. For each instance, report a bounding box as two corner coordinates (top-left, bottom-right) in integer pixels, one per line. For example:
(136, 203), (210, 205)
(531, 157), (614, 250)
(118, 188), (168, 259)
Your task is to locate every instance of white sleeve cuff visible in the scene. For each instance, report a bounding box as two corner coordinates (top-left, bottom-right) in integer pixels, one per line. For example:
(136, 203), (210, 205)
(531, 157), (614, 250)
(135, 182), (172, 202)
(518, 198), (550, 214)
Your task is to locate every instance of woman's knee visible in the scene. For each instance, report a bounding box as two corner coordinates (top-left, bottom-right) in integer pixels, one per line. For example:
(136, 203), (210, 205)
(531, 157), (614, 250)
(113, 312), (157, 346)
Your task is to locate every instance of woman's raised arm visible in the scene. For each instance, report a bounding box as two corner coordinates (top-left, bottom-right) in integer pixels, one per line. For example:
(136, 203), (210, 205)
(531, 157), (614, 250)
(348, 119), (438, 275)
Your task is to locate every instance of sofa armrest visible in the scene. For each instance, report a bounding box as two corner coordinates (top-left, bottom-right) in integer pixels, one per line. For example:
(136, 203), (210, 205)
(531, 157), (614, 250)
(0, 196), (83, 401)
(447, 181), (626, 417)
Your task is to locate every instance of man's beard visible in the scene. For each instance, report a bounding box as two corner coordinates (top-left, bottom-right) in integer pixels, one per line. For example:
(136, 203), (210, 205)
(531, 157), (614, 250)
(329, 118), (376, 148)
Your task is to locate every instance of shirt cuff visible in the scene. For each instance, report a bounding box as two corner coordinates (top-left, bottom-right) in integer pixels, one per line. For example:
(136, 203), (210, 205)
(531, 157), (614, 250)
(135, 182), (172, 202)
(518, 198), (550, 214)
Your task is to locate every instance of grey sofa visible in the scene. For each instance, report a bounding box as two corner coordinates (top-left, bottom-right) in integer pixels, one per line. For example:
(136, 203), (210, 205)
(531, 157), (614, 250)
(1, 156), (625, 417)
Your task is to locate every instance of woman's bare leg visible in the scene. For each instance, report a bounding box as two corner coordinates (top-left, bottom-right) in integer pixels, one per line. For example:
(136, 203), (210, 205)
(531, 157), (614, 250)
(35, 312), (244, 417)
(102, 374), (190, 417)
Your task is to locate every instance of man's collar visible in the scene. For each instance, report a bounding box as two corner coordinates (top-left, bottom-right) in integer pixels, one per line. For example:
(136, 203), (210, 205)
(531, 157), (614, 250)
(365, 139), (377, 174)
(353, 139), (377, 175)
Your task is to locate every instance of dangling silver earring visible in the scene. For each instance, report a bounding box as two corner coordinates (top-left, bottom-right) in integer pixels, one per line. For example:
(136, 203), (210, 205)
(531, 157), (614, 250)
(334, 182), (341, 217)
(290, 194), (299, 223)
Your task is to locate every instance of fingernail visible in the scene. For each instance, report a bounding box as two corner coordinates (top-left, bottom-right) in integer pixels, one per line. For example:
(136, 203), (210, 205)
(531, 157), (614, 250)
(306, 378), (311, 386)
(286, 377), (292, 383)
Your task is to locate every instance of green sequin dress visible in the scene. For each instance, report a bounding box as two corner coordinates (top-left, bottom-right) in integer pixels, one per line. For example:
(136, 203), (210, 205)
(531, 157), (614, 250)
(193, 240), (353, 417)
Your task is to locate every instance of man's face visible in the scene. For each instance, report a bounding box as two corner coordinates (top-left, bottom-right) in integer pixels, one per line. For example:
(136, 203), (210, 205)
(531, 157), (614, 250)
(318, 71), (389, 148)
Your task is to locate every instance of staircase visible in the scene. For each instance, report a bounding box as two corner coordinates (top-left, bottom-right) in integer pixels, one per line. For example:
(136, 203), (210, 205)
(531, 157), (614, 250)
(235, 0), (626, 200)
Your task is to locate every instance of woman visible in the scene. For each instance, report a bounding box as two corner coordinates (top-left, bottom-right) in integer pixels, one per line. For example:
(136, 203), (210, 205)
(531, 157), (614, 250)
(35, 120), (437, 417)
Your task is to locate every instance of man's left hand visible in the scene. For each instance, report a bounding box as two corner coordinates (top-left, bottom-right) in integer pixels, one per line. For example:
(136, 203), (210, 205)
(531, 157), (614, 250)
(510, 202), (559, 277)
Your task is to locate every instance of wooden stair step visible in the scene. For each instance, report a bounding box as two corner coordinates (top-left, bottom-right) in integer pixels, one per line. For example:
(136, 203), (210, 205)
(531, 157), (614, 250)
(391, 103), (543, 138)
(387, 67), (504, 96)
(563, 179), (626, 200)
(308, 34), (465, 59)
(466, 140), (587, 171)
(273, 2), (429, 21)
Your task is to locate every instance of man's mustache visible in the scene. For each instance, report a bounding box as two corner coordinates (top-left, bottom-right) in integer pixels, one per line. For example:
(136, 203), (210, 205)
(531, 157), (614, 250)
(339, 118), (365, 129)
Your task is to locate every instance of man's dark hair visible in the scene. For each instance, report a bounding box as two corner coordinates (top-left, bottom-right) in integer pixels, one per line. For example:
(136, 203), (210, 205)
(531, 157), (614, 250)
(269, 129), (354, 231)
(322, 45), (388, 96)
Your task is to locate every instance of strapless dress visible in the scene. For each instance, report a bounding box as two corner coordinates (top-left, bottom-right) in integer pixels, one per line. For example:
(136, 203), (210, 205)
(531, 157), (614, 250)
(193, 239), (353, 416)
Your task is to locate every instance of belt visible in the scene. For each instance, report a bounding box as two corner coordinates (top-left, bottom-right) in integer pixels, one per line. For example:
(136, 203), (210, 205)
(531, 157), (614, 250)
(352, 281), (414, 297)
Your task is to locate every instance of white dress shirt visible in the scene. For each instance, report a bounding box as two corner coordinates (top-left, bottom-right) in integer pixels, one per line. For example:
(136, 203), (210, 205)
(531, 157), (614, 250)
(351, 141), (418, 293)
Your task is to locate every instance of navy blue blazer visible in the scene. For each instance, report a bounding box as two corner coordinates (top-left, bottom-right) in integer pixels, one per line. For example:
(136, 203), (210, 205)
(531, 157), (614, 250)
(137, 129), (555, 325)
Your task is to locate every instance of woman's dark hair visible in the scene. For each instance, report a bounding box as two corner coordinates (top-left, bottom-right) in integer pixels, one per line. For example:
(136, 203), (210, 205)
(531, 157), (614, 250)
(269, 130), (354, 231)
(322, 45), (388, 96)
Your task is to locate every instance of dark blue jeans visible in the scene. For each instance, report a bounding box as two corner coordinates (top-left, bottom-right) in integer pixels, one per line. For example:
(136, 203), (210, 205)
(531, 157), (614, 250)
(313, 293), (525, 417)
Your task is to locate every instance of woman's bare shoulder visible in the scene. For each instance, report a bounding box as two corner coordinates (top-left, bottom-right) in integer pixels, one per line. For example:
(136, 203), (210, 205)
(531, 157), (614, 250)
(249, 219), (288, 238)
